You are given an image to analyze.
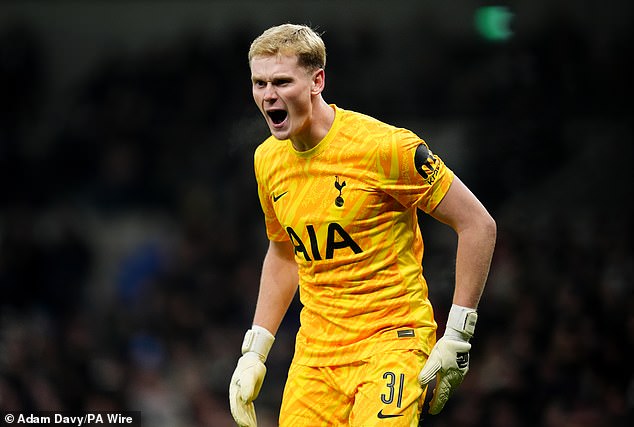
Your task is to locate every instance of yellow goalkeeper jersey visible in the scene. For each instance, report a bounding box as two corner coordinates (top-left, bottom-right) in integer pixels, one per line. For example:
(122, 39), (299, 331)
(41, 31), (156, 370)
(254, 105), (454, 366)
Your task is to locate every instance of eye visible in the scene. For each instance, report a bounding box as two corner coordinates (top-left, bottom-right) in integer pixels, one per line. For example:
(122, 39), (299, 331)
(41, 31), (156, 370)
(274, 78), (291, 87)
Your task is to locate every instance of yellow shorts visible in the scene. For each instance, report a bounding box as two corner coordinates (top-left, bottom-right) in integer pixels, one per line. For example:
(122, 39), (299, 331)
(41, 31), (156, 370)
(279, 349), (428, 427)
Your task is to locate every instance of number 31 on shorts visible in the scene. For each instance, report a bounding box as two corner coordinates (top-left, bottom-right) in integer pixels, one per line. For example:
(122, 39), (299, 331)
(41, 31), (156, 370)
(381, 371), (405, 408)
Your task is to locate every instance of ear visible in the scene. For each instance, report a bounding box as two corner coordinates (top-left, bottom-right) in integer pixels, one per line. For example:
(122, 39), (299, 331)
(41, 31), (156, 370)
(311, 69), (326, 95)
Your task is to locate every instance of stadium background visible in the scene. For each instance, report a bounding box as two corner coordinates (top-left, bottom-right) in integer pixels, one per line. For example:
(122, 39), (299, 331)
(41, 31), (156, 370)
(0, 1), (631, 426)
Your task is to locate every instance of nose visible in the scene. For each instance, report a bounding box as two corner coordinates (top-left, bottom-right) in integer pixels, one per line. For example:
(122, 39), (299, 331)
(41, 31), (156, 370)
(263, 83), (276, 102)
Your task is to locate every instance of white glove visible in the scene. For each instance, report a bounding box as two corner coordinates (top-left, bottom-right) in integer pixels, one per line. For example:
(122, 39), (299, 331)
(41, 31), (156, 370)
(229, 325), (275, 427)
(418, 304), (478, 414)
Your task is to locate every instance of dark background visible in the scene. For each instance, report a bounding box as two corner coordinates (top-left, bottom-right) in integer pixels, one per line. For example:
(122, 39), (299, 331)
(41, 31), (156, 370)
(1, 1), (632, 426)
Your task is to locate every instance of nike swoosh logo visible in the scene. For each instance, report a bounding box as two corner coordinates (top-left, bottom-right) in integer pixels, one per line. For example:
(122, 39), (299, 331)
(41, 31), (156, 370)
(377, 409), (403, 419)
(272, 191), (288, 202)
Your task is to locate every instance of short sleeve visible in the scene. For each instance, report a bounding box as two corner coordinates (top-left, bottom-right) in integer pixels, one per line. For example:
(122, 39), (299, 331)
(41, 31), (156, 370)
(377, 128), (454, 213)
(254, 146), (289, 242)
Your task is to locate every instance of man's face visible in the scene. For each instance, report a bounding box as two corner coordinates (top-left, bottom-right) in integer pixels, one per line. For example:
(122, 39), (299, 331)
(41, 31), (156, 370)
(250, 54), (317, 142)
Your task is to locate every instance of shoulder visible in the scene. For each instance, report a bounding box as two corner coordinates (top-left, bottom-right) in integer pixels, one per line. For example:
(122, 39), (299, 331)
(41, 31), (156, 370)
(337, 107), (418, 148)
(338, 107), (394, 134)
(254, 135), (286, 163)
(253, 137), (287, 187)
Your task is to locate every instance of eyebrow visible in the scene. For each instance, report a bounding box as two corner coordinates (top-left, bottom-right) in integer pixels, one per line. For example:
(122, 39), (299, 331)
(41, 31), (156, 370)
(251, 74), (294, 83)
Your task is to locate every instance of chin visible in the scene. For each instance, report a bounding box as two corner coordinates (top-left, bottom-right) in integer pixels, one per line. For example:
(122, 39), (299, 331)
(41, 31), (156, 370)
(269, 126), (291, 141)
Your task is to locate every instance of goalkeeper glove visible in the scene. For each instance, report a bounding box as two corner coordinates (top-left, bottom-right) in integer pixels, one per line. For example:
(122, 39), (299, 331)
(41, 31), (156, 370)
(418, 304), (478, 414)
(229, 325), (275, 427)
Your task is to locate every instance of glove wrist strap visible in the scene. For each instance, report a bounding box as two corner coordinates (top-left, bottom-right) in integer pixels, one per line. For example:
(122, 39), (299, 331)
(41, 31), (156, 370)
(445, 304), (478, 340)
(241, 325), (275, 362)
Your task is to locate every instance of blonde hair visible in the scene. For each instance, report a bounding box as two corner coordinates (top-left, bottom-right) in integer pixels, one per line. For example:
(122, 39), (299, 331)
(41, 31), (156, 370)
(248, 24), (326, 71)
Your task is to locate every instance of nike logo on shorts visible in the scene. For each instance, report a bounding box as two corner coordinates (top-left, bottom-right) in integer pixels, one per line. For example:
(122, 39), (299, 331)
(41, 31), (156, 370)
(377, 409), (403, 419)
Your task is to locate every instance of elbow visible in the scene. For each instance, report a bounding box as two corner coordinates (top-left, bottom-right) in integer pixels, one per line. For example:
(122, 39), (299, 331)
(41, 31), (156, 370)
(462, 209), (496, 244)
(481, 211), (497, 245)
(456, 209), (496, 248)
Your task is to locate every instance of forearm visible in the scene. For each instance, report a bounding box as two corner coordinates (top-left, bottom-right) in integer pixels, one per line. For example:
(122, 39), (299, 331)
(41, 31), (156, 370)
(429, 176), (497, 310)
(419, 204), (495, 415)
(452, 217), (496, 309)
(253, 240), (299, 335)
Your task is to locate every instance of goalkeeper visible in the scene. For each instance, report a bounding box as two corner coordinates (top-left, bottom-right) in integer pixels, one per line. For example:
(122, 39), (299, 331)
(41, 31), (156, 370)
(229, 24), (496, 426)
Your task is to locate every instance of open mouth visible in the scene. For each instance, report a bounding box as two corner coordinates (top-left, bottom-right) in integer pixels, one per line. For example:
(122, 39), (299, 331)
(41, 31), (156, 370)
(267, 109), (288, 125)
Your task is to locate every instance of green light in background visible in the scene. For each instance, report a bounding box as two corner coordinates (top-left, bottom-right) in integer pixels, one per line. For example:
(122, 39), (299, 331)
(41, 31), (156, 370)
(475, 6), (514, 42)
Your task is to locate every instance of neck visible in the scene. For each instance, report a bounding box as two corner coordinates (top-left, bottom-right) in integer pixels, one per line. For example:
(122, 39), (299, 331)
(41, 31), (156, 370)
(290, 98), (335, 152)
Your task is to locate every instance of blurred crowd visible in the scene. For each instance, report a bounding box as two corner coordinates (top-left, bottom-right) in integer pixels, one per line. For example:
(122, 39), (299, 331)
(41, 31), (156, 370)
(1, 9), (632, 427)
